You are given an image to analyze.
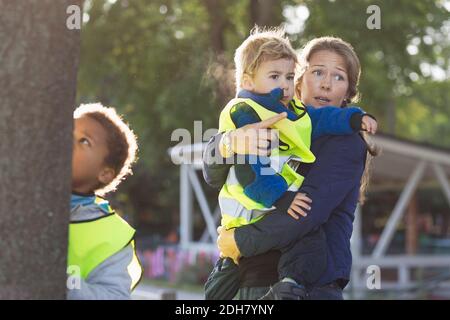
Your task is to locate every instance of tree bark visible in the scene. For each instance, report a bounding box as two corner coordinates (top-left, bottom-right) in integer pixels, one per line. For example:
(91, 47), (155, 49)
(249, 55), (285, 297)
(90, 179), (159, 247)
(202, 0), (235, 103)
(203, 0), (228, 53)
(0, 0), (81, 299)
(249, 0), (283, 28)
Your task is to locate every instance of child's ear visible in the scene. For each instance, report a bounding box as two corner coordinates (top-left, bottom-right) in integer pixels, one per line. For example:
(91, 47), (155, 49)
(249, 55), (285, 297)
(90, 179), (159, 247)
(98, 167), (116, 186)
(294, 78), (303, 99)
(242, 73), (255, 91)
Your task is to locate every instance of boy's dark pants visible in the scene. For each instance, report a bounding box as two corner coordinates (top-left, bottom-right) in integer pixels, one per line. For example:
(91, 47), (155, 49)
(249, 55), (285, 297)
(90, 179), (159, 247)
(205, 257), (240, 300)
(205, 226), (327, 300)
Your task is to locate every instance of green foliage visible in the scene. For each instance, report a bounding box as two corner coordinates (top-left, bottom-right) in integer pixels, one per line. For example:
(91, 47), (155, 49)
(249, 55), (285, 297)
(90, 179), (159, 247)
(77, 0), (449, 231)
(396, 80), (450, 145)
(78, 0), (220, 219)
(292, 0), (449, 130)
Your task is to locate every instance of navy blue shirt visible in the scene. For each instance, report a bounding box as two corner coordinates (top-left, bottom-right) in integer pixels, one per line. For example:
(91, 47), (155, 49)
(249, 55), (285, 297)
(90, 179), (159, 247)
(234, 133), (367, 287)
(203, 133), (367, 288)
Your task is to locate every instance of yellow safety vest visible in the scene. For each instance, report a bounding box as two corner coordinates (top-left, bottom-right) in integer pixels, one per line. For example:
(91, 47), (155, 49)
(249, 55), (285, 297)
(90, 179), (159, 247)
(68, 213), (142, 290)
(218, 97), (315, 229)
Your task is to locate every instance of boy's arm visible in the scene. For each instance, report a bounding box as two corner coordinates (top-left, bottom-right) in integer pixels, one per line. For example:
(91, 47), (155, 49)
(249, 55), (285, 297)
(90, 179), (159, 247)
(234, 134), (367, 257)
(66, 244), (140, 300)
(230, 103), (289, 208)
(202, 101), (260, 189)
(307, 105), (373, 140)
(201, 104), (283, 190)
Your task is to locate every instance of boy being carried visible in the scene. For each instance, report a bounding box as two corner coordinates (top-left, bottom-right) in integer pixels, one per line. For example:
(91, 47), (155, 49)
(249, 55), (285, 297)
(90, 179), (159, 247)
(205, 28), (376, 300)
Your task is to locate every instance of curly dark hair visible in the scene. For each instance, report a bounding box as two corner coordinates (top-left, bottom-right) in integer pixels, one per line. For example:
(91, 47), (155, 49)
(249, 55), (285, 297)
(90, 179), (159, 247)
(74, 103), (138, 195)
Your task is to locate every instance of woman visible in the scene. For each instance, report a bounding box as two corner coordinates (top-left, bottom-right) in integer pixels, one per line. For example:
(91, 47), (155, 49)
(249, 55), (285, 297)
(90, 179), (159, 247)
(203, 36), (378, 300)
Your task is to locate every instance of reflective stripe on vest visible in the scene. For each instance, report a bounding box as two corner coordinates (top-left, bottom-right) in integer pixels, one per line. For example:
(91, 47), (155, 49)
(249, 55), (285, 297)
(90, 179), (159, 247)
(218, 97), (313, 229)
(219, 167), (274, 228)
(68, 213), (142, 288)
(128, 240), (143, 290)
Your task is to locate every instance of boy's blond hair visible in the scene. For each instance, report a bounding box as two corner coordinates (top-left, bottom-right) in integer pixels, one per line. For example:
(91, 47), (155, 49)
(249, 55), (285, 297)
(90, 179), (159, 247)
(74, 103), (138, 196)
(234, 26), (298, 92)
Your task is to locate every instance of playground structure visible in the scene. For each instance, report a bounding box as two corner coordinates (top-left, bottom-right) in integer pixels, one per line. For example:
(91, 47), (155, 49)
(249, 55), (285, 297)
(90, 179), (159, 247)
(169, 133), (450, 299)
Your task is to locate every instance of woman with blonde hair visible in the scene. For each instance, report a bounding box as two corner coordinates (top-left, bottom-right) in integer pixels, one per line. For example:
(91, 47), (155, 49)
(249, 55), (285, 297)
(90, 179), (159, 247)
(204, 36), (378, 300)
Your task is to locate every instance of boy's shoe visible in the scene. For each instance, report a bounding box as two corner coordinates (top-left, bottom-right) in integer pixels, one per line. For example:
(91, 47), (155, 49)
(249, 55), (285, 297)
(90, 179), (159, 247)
(259, 281), (308, 300)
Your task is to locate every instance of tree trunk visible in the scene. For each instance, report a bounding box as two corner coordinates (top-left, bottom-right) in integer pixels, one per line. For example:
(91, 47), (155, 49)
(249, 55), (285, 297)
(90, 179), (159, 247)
(0, 0), (81, 299)
(203, 0), (228, 53)
(249, 0), (283, 28)
(203, 0), (235, 103)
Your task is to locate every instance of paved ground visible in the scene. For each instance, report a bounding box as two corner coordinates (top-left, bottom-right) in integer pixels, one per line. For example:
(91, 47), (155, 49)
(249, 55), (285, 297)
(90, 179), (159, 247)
(132, 283), (204, 300)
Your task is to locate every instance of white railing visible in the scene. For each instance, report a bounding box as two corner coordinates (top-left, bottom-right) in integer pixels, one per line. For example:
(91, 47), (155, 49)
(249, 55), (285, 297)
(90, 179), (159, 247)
(349, 255), (450, 299)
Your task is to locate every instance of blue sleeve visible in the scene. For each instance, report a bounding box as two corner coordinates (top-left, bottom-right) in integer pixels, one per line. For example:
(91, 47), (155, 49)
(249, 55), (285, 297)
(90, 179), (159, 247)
(307, 106), (364, 140)
(230, 102), (261, 128)
(228, 101), (288, 208)
(234, 134), (367, 257)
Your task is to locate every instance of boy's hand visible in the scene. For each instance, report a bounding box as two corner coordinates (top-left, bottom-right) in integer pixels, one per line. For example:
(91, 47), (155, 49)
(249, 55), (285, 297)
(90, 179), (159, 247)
(287, 193), (312, 220)
(229, 112), (287, 156)
(361, 115), (378, 134)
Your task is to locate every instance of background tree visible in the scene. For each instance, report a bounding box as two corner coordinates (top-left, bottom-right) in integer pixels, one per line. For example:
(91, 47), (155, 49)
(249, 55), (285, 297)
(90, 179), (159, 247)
(294, 0), (449, 135)
(77, 0), (449, 241)
(0, 0), (81, 298)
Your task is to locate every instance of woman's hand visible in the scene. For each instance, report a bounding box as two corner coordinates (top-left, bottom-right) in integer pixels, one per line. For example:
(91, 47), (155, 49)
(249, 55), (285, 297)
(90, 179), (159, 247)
(361, 115), (378, 134)
(217, 226), (241, 264)
(287, 193), (312, 220)
(220, 112), (287, 157)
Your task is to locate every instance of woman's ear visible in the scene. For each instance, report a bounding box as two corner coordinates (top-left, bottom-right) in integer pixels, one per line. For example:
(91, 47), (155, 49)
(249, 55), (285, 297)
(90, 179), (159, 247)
(294, 78), (303, 99)
(98, 167), (116, 186)
(241, 73), (255, 91)
(342, 93), (350, 107)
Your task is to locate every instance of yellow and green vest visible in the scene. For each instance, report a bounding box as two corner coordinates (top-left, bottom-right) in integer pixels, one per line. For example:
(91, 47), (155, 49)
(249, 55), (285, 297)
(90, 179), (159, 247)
(218, 97), (316, 229)
(68, 197), (142, 290)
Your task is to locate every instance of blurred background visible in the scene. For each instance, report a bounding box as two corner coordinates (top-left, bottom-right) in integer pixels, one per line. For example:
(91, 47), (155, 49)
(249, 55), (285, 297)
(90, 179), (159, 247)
(76, 0), (450, 299)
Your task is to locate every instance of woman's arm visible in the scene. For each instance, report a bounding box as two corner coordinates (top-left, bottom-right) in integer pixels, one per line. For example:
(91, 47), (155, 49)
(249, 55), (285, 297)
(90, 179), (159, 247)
(202, 133), (232, 189)
(220, 134), (367, 258)
(307, 106), (378, 140)
(202, 113), (288, 188)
